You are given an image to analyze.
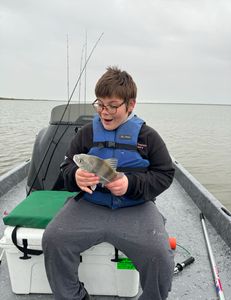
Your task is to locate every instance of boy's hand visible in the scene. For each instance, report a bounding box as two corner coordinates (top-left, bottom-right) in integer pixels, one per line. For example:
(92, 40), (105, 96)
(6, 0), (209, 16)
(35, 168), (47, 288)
(105, 175), (128, 196)
(75, 168), (99, 194)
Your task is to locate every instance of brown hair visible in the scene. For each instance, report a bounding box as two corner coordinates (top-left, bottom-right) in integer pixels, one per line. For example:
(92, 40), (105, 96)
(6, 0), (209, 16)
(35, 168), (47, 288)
(95, 66), (137, 102)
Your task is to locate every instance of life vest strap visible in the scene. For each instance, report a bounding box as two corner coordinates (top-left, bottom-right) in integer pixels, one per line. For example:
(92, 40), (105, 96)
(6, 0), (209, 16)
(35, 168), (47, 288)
(93, 141), (137, 151)
(117, 167), (148, 172)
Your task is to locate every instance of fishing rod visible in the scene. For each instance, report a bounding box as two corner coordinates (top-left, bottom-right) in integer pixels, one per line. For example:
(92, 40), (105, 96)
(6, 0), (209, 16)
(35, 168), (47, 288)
(27, 32), (104, 195)
(66, 33), (71, 122)
(0, 250), (4, 264)
(78, 42), (86, 104)
(200, 213), (226, 300)
(84, 29), (87, 115)
(66, 34), (70, 102)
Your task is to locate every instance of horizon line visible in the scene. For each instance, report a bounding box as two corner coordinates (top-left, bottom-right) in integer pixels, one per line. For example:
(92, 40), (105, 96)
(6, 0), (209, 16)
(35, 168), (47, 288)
(0, 97), (231, 106)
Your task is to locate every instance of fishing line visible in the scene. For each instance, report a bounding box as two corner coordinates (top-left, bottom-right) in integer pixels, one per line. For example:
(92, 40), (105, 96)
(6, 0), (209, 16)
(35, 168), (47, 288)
(27, 32), (104, 195)
(176, 243), (191, 256)
(60, 32), (104, 122)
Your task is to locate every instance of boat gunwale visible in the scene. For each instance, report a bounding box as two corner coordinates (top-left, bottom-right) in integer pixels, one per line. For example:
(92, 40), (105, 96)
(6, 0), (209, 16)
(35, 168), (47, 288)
(172, 157), (231, 248)
(0, 160), (30, 197)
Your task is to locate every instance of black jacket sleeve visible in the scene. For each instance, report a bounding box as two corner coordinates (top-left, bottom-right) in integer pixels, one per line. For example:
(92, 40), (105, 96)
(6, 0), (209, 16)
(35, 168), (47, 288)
(125, 124), (175, 201)
(61, 122), (175, 200)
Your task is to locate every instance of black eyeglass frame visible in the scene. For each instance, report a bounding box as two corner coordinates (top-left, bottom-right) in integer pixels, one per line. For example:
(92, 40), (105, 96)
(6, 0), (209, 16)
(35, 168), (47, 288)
(92, 99), (126, 114)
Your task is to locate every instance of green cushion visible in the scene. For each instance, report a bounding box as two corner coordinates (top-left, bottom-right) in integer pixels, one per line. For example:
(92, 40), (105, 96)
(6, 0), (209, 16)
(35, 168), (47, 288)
(3, 190), (77, 229)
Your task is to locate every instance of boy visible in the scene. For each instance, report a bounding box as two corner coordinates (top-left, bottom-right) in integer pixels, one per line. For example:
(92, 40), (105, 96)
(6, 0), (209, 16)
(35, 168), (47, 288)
(42, 66), (175, 300)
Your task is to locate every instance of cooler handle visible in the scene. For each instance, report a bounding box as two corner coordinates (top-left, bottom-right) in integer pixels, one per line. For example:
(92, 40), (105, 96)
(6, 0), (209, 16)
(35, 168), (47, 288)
(11, 226), (43, 260)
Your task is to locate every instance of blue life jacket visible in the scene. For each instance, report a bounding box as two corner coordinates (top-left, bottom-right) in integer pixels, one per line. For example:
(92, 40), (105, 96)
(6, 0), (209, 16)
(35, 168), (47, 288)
(83, 115), (150, 209)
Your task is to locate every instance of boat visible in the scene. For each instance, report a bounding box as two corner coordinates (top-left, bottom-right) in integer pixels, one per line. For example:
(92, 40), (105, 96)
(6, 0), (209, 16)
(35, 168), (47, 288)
(0, 103), (231, 300)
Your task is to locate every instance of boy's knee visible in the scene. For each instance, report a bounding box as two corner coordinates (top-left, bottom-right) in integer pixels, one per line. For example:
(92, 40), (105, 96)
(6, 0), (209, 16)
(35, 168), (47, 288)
(42, 226), (62, 251)
(143, 240), (174, 268)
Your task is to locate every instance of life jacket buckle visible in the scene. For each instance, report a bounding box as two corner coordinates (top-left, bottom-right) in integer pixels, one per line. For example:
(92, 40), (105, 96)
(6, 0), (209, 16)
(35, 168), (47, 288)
(106, 141), (116, 148)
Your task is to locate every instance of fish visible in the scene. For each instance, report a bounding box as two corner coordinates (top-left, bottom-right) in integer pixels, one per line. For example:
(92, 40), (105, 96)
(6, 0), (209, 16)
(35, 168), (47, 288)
(73, 154), (123, 189)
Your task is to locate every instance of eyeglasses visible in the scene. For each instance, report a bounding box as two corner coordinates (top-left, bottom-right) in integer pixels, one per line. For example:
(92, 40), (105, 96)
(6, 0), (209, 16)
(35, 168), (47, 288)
(92, 99), (126, 114)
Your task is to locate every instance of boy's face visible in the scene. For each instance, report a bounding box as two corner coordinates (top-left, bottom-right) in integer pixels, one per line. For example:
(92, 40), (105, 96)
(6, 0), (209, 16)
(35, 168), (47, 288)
(96, 97), (135, 130)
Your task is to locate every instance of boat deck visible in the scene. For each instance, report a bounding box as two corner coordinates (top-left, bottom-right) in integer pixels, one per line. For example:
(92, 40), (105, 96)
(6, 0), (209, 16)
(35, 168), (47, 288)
(1, 176), (231, 299)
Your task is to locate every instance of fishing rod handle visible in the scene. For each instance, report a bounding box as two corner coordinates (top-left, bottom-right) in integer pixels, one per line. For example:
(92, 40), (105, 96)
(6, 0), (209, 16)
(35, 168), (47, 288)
(181, 256), (195, 267)
(174, 256), (195, 273)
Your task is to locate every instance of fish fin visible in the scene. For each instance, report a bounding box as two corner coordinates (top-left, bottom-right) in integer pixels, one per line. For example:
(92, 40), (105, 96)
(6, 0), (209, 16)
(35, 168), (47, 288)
(111, 172), (124, 181)
(116, 172), (124, 179)
(100, 176), (110, 187)
(73, 155), (78, 165)
(102, 172), (124, 186)
(91, 184), (97, 191)
(104, 158), (118, 170)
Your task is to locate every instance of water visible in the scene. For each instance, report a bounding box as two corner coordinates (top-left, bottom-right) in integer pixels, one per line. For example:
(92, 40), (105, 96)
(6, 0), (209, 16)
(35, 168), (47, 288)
(0, 99), (231, 211)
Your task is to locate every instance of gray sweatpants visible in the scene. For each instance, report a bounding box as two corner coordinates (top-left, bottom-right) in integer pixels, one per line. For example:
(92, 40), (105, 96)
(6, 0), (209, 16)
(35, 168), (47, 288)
(42, 198), (174, 300)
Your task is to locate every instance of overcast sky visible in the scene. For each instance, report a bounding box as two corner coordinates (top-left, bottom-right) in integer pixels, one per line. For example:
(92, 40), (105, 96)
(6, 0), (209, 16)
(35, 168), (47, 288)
(1, 0), (231, 104)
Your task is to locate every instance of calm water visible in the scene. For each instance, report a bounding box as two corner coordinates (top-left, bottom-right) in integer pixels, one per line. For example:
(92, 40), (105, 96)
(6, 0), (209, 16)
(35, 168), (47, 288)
(0, 100), (231, 211)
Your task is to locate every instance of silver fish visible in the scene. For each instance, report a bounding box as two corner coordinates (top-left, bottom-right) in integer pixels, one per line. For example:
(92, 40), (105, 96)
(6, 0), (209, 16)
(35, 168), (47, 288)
(73, 153), (123, 187)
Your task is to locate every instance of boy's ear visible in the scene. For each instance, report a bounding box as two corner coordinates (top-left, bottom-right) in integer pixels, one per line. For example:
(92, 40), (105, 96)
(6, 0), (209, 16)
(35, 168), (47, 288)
(128, 99), (136, 112)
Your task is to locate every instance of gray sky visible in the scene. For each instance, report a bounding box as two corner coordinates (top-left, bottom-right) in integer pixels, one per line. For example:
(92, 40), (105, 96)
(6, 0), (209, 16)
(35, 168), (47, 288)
(1, 0), (231, 104)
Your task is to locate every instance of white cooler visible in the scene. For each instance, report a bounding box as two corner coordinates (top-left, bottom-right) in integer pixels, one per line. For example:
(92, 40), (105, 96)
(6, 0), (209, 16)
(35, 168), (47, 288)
(0, 226), (140, 297)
